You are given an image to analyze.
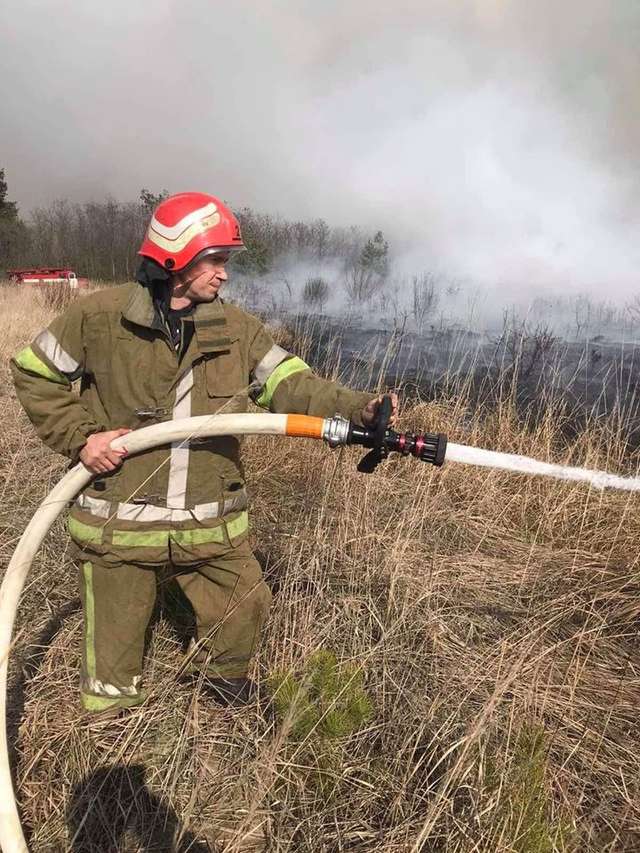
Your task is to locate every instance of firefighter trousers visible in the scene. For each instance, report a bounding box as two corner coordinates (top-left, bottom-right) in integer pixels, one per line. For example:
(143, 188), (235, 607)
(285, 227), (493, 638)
(77, 541), (272, 712)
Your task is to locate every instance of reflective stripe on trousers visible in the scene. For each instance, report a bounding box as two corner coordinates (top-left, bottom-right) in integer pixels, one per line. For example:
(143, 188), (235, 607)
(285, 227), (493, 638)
(80, 560), (147, 712)
(75, 488), (248, 523)
(69, 509), (249, 547)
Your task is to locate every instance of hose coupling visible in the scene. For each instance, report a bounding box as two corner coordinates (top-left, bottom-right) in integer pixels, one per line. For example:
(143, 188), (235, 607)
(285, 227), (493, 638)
(322, 415), (351, 448)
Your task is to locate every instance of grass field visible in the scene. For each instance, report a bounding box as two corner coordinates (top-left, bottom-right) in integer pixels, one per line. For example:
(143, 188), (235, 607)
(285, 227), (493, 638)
(1, 283), (639, 852)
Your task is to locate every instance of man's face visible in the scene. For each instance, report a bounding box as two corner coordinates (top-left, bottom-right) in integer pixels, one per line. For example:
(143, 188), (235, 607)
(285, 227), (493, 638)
(173, 253), (230, 303)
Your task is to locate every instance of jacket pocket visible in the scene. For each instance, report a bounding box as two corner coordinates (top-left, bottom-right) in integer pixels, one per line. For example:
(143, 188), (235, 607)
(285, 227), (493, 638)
(204, 339), (245, 398)
(86, 466), (122, 499)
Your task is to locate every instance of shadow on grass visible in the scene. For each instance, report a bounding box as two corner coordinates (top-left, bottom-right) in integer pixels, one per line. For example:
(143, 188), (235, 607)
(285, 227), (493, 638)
(67, 764), (210, 852)
(6, 596), (82, 774)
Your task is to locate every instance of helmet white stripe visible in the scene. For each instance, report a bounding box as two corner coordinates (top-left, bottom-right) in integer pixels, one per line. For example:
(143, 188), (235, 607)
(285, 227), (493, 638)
(149, 202), (218, 240)
(146, 212), (221, 253)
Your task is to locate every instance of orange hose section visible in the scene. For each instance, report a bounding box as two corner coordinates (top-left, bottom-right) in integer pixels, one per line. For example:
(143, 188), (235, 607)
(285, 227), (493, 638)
(285, 415), (325, 440)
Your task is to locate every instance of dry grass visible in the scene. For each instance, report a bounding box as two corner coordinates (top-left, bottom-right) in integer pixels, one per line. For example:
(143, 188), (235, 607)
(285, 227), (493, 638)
(1, 284), (640, 851)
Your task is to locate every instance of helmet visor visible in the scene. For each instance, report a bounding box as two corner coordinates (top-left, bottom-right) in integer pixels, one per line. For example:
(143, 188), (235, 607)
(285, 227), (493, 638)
(183, 245), (246, 270)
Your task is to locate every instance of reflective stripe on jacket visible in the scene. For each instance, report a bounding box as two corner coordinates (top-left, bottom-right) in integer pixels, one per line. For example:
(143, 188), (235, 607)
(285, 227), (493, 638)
(11, 282), (372, 562)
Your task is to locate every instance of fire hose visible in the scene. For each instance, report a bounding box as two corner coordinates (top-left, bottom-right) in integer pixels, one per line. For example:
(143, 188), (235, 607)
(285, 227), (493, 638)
(0, 404), (445, 853)
(4, 398), (640, 852)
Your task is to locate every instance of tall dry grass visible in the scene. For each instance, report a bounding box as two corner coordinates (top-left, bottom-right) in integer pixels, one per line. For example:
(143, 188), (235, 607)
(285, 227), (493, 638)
(1, 284), (639, 852)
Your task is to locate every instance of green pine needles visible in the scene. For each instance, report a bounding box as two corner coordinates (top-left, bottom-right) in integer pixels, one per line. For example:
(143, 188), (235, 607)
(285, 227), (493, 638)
(267, 651), (374, 800)
(484, 722), (574, 853)
(268, 650), (373, 742)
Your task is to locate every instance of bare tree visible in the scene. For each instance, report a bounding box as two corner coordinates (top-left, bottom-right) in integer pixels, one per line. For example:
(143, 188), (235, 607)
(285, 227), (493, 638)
(494, 311), (557, 381)
(625, 294), (640, 330)
(572, 295), (593, 340)
(412, 272), (440, 332)
(4, 187), (391, 286)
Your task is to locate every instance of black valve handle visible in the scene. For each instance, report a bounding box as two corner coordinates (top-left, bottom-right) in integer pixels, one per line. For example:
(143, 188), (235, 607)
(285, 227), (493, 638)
(356, 394), (393, 473)
(350, 393), (447, 474)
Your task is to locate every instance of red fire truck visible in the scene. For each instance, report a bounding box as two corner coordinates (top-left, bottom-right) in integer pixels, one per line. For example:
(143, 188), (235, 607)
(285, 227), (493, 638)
(6, 268), (89, 289)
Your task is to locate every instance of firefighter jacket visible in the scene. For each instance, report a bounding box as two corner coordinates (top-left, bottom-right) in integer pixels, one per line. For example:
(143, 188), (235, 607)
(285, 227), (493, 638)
(10, 282), (372, 564)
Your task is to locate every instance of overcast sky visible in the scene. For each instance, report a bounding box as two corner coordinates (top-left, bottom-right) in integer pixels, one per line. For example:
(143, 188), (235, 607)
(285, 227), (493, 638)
(2, 1), (639, 296)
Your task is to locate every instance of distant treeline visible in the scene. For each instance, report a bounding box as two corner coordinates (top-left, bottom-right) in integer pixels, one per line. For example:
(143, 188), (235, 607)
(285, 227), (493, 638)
(0, 182), (385, 283)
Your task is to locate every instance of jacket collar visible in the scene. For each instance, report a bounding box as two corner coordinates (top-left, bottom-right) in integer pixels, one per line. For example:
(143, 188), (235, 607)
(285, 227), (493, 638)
(123, 282), (234, 352)
(123, 282), (158, 329)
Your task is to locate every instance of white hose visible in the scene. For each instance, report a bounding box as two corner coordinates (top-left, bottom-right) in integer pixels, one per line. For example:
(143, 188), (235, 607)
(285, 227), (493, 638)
(0, 413), (290, 853)
(7, 409), (639, 850)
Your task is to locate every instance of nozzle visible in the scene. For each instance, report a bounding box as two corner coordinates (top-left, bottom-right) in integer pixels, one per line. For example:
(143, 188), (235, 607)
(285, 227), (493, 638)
(386, 430), (448, 466)
(321, 411), (448, 474)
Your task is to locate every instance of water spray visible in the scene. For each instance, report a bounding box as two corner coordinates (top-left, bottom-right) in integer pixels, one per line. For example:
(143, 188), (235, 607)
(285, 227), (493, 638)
(325, 395), (640, 492)
(2, 404), (639, 852)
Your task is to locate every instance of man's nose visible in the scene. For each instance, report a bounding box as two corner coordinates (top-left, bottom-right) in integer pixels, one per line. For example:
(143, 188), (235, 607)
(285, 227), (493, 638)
(216, 268), (228, 282)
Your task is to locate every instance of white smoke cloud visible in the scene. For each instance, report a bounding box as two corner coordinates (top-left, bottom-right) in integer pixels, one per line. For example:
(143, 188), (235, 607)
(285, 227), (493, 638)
(1, 0), (639, 299)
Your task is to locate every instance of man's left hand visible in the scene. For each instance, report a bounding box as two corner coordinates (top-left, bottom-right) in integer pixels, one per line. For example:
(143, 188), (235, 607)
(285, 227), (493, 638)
(361, 392), (399, 429)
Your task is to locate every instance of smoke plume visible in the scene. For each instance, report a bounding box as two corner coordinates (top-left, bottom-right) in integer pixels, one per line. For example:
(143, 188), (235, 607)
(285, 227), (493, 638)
(2, 0), (639, 297)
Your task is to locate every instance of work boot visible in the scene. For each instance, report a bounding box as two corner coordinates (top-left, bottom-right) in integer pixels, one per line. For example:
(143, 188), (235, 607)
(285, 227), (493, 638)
(80, 702), (132, 730)
(201, 676), (257, 708)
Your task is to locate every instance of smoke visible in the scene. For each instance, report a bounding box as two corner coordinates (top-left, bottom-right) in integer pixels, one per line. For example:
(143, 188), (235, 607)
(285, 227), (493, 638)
(2, 0), (639, 299)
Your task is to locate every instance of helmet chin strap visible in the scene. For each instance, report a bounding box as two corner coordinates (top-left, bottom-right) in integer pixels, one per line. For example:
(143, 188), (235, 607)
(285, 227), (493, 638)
(171, 275), (191, 295)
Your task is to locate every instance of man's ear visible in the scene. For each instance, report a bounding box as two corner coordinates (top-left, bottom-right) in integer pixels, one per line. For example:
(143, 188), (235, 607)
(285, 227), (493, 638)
(171, 273), (185, 293)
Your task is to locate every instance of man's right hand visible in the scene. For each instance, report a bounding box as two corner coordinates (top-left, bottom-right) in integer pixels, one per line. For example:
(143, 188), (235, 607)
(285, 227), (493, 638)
(79, 428), (131, 474)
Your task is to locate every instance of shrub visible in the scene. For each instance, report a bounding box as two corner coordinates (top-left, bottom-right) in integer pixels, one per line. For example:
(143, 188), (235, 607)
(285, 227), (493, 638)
(268, 650), (373, 801)
(302, 277), (330, 312)
(268, 649), (372, 741)
(486, 723), (574, 853)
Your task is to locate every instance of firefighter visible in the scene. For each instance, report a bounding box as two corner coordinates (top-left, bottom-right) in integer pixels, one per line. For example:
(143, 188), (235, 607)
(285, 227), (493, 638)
(10, 192), (399, 713)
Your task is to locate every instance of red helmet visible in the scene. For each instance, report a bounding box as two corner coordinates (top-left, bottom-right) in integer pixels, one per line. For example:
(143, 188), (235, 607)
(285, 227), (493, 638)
(138, 191), (244, 272)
